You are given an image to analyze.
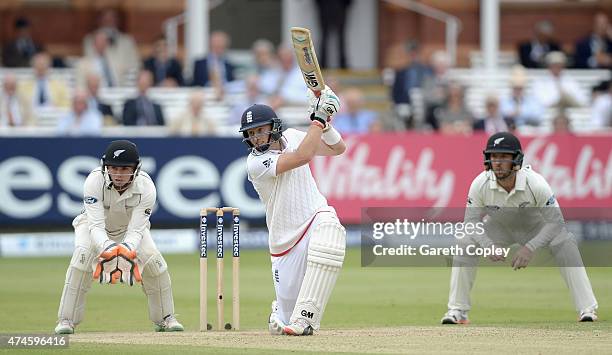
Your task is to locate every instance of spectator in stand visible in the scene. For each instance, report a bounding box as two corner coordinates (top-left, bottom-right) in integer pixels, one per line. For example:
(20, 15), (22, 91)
(532, 51), (588, 110)
(230, 75), (267, 125)
(169, 91), (216, 136)
(591, 80), (611, 128)
(574, 13), (612, 69)
(77, 30), (122, 88)
(143, 36), (184, 87)
(314, 0), (352, 68)
(2, 17), (42, 67)
(391, 40), (433, 128)
(57, 89), (103, 136)
(333, 88), (381, 134)
(259, 45), (308, 109)
(84, 72), (115, 124)
(518, 21), (562, 69)
(83, 8), (140, 82)
(474, 94), (515, 135)
(500, 65), (545, 127)
(0, 73), (34, 127)
(434, 81), (473, 135)
(252, 39), (277, 76)
(552, 110), (572, 134)
(122, 70), (165, 126)
(18, 52), (70, 112)
(192, 31), (235, 95)
(423, 50), (453, 130)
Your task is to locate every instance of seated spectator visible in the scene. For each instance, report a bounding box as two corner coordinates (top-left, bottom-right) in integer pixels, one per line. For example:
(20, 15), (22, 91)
(229, 75), (267, 125)
(500, 65), (544, 127)
(591, 80), (611, 128)
(144, 36), (184, 87)
(574, 12), (612, 69)
(77, 30), (122, 88)
(252, 39), (277, 76)
(192, 31), (235, 92)
(333, 88), (380, 134)
(169, 91), (216, 136)
(433, 82), (472, 135)
(18, 52), (70, 112)
(552, 110), (572, 134)
(518, 21), (561, 69)
(84, 8), (140, 79)
(260, 45), (308, 109)
(0, 73), (34, 127)
(84, 72), (115, 124)
(423, 50), (453, 130)
(391, 41), (433, 128)
(57, 89), (103, 136)
(532, 52), (588, 109)
(2, 17), (42, 67)
(122, 70), (165, 126)
(474, 95), (515, 135)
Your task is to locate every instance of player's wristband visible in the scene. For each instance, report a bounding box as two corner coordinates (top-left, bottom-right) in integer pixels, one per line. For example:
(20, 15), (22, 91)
(321, 125), (342, 145)
(311, 120), (325, 130)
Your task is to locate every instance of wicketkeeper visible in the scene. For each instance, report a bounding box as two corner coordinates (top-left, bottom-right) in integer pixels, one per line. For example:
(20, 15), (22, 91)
(54, 140), (183, 334)
(239, 86), (347, 336)
(441, 132), (598, 324)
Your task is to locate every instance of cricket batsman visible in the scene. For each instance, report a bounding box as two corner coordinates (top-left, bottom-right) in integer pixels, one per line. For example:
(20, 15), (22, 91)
(441, 132), (598, 324)
(239, 86), (346, 336)
(54, 140), (184, 334)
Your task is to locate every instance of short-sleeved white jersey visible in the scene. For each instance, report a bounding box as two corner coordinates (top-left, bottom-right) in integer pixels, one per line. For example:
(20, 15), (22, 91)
(73, 167), (156, 248)
(246, 128), (330, 254)
(465, 165), (563, 249)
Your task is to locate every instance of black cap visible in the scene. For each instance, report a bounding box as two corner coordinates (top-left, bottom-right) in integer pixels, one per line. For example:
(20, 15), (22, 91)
(238, 104), (278, 133)
(484, 132), (522, 154)
(102, 140), (140, 167)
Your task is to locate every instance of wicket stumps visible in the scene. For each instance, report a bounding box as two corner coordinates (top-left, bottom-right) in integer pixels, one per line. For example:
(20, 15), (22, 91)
(199, 207), (240, 331)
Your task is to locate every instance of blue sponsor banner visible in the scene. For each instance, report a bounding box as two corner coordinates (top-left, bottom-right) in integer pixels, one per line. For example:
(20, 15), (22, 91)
(0, 137), (265, 227)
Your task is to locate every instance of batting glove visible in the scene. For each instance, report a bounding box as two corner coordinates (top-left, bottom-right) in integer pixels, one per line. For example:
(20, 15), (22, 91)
(307, 86), (341, 127)
(116, 243), (142, 286)
(93, 242), (120, 284)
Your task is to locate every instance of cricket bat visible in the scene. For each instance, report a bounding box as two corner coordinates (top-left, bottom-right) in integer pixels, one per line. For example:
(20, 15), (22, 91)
(290, 27), (325, 97)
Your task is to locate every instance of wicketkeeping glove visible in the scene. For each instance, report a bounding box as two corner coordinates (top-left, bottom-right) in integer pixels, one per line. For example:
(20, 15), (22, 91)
(93, 242), (120, 284)
(307, 86), (341, 127)
(116, 243), (142, 286)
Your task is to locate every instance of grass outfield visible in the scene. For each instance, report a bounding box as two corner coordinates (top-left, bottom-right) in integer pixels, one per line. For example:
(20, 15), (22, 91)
(0, 249), (610, 353)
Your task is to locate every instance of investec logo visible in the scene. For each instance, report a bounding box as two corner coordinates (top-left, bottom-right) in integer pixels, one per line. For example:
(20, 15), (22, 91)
(217, 217), (223, 257)
(303, 71), (319, 88)
(232, 216), (240, 257)
(200, 215), (208, 257)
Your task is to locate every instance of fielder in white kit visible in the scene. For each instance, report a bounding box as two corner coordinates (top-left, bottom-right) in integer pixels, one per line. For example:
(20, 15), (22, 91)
(239, 87), (346, 336)
(441, 132), (598, 324)
(54, 140), (183, 334)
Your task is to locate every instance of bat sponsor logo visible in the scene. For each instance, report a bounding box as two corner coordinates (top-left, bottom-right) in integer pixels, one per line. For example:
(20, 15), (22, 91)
(302, 47), (313, 65)
(300, 309), (314, 319)
(303, 72), (319, 88)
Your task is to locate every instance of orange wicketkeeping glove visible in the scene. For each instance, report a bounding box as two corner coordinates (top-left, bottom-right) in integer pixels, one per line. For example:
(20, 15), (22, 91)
(116, 243), (142, 286)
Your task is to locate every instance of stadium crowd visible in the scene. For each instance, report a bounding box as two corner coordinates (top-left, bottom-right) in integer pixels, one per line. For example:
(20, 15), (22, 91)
(0, 8), (610, 136)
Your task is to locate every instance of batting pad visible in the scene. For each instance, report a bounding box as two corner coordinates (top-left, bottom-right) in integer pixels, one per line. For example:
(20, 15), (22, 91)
(140, 253), (175, 324)
(290, 219), (346, 330)
(58, 245), (96, 324)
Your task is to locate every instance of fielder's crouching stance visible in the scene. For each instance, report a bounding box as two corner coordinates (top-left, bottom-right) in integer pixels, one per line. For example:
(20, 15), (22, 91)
(441, 132), (598, 325)
(54, 140), (183, 334)
(240, 87), (346, 336)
